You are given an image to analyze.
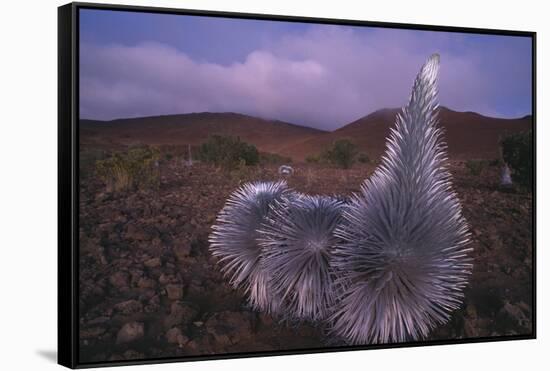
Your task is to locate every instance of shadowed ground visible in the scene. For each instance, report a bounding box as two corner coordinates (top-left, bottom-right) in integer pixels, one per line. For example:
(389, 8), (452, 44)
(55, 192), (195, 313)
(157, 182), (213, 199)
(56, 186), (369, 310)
(78, 160), (532, 363)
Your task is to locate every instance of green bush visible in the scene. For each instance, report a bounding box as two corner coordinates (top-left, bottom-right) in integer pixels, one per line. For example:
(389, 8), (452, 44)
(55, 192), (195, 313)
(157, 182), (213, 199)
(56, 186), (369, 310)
(357, 152), (370, 164)
(305, 154), (320, 164)
(230, 159), (252, 183)
(322, 139), (358, 169)
(501, 131), (533, 187)
(465, 159), (485, 176)
(488, 158), (502, 167)
(95, 145), (160, 192)
(260, 152), (292, 165)
(199, 135), (259, 169)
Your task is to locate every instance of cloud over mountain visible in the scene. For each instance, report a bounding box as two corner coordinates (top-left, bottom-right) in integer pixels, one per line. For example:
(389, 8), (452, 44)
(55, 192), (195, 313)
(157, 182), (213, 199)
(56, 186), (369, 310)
(80, 22), (532, 130)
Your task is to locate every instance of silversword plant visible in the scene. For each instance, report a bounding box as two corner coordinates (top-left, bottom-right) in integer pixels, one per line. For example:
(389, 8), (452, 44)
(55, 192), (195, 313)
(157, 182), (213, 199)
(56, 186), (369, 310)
(209, 181), (290, 313)
(329, 54), (472, 344)
(259, 195), (344, 321)
(210, 54), (472, 344)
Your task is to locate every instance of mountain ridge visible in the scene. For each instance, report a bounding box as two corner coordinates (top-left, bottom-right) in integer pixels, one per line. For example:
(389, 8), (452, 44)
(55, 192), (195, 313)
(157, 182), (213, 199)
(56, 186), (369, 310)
(80, 108), (532, 161)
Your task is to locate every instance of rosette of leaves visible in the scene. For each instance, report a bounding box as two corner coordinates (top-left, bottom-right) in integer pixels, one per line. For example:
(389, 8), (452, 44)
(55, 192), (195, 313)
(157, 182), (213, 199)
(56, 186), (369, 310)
(209, 181), (291, 313)
(259, 194), (345, 321)
(329, 54), (472, 344)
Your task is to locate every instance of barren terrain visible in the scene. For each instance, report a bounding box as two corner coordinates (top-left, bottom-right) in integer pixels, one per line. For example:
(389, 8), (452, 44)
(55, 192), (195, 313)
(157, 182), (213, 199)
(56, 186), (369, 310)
(78, 159), (533, 363)
(80, 108), (532, 161)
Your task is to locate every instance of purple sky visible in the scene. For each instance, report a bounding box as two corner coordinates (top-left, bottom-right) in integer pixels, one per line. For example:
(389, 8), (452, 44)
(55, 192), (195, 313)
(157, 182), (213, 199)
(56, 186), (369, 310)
(79, 9), (533, 130)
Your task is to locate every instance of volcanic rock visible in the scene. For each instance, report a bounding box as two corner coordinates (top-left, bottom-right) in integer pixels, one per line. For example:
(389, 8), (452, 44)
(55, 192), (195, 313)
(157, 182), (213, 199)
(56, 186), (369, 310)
(109, 272), (129, 289)
(164, 301), (198, 329)
(165, 327), (190, 346)
(165, 284), (184, 300)
(116, 322), (144, 344)
(114, 299), (143, 315)
(144, 257), (162, 268)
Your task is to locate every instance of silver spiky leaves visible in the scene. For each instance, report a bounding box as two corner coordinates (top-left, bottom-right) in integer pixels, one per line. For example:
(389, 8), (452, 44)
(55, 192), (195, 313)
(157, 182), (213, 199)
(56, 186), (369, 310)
(329, 54), (472, 344)
(209, 54), (471, 344)
(209, 181), (290, 313)
(259, 195), (345, 321)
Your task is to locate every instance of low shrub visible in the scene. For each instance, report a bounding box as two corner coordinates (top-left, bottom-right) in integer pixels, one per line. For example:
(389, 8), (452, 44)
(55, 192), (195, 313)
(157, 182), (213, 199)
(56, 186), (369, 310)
(322, 139), (358, 169)
(230, 159), (252, 183)
(260, 152), (292, 165)
(500, 131), (533, 188)
(95, 145), (160, 192)
(465, 159), (485, 176)
(199, 135), (259, 169)
(488, 158), (503, 167)
(305, 154), (320, 164)
(357, 152), (370, 164)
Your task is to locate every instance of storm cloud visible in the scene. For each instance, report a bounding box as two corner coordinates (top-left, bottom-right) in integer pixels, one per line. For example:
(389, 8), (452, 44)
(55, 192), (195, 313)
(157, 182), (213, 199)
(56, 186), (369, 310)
(80, 17), (532, 130)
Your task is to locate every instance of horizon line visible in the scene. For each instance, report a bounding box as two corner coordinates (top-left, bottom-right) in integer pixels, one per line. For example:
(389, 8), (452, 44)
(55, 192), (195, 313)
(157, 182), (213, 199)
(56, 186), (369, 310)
(79, 105), (533, 132)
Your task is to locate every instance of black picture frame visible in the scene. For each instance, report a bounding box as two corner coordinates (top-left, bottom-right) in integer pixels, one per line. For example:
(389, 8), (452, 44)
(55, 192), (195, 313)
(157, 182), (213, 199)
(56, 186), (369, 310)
(58, 2), (537, 369)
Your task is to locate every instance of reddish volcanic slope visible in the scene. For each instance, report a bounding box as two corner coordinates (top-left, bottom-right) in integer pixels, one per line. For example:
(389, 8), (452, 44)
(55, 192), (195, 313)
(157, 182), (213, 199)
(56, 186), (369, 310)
(279, 107), (532, 161)
(80, 108), (532, 161)
(80, 112), (325, 155)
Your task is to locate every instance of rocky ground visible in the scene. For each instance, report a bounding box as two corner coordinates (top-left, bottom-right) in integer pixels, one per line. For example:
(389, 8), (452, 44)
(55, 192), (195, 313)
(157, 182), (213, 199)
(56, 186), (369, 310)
(78, 160), (533, 363)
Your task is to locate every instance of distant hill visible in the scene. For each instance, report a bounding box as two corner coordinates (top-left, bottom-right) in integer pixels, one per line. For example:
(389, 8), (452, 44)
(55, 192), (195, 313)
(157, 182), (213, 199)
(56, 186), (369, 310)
(278, 107), (532, 161)
(80, 108), (532, 161)
(80, 112), (324, 155)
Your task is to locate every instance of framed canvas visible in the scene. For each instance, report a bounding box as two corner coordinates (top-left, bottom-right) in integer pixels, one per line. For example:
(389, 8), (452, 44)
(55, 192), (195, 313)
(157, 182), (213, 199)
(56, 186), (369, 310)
(58, 2), (536, 368)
